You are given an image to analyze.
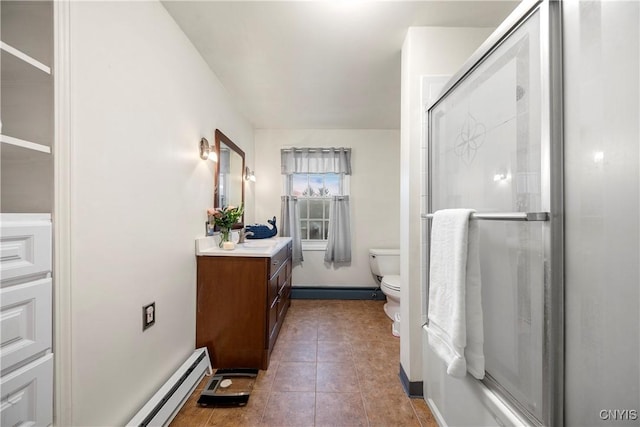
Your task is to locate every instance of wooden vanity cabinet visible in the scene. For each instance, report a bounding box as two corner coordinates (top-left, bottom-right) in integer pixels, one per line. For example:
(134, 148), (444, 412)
(196, 241), (292, 370)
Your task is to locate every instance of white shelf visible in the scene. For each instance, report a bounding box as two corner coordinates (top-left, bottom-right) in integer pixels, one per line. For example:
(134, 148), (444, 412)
(0, 134), (51, 154)
(0, 41), (51, 75)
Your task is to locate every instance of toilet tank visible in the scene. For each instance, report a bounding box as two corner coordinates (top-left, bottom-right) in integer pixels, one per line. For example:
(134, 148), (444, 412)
(369, 248), (400, 277)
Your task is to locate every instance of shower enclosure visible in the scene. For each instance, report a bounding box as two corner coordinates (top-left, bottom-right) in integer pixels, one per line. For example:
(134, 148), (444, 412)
(422, 1), (639, 426)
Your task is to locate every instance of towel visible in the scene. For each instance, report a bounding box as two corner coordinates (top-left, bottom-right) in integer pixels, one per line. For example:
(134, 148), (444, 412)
(426, 209), (484, 379)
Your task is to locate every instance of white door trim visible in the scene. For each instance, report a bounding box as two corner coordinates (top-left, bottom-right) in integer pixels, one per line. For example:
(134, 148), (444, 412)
(53, 1), (73, 425)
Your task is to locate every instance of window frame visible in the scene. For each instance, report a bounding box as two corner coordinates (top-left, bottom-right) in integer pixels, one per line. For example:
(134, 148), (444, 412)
(286, 173), (349, 251)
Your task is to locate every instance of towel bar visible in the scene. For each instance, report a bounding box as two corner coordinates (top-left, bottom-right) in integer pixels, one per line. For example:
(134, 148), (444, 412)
(421, 212), (549, 221)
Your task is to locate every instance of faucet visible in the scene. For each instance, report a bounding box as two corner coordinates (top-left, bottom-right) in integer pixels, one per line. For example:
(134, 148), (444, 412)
(238, 228), (254, 244)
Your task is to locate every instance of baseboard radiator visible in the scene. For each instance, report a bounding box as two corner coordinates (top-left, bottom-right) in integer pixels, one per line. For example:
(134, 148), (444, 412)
(127, 348), (212, 427)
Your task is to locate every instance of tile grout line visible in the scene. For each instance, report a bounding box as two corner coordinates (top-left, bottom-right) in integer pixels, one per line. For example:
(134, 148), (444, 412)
(201, 377), (216, 427)
(258, 360), (278, 426)
(350, 339), (372, 427)
(314, 326), (318, 427)
(410, 398), (426, 427)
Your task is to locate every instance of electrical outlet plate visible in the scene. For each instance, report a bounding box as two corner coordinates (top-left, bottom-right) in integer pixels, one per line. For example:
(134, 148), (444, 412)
(143, 302), (156, 331)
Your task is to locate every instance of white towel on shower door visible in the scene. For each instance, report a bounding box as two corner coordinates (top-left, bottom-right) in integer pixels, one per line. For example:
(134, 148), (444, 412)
(426, 209), (484, 380)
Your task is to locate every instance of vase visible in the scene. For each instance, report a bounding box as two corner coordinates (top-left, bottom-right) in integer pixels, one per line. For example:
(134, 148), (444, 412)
(219, 227), (231, 248)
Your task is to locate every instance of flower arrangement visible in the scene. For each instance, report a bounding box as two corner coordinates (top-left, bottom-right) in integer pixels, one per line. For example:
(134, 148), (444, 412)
(207, 205), (244, 247)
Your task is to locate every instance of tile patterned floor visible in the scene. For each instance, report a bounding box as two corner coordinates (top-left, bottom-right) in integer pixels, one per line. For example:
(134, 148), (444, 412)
(171, 299), (437, 427)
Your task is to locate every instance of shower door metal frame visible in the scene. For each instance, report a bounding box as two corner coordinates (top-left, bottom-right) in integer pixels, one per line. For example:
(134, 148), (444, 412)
(425, 1), (564, 426)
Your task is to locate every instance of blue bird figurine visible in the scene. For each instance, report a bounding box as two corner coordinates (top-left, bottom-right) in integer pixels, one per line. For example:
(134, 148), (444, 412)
(245, 217), (277, 239)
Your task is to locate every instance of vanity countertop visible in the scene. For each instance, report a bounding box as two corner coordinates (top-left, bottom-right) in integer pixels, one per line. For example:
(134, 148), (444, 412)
(196, 236), (291, 258)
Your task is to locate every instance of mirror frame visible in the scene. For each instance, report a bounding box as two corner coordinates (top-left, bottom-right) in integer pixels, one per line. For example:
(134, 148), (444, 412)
(214, 129), (245, 226)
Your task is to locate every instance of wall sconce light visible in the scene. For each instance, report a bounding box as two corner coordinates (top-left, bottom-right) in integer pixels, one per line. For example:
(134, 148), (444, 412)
(593, 151), (604, 164)
(245, 166), (256, 182)
(493, 172), (509, 182)
(199, 137), (217, 162)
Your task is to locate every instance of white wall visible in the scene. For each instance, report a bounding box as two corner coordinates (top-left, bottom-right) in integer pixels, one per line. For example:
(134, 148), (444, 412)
(400, 27), (495, 384)
(563, 1), (640, 424)
(68, 2), (253, 425)
(254, 129), (400, 288)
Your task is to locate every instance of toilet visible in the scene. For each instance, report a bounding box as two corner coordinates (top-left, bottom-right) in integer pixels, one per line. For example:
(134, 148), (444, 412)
(369, 248), (401, 323)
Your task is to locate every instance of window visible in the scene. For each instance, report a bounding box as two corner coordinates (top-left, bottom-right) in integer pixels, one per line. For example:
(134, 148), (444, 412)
(289, 173), (345, 246)
(280, 147), (352, 260)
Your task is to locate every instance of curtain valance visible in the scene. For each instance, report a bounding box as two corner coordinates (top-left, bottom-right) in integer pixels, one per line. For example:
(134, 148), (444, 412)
(280, 147), (352, 175)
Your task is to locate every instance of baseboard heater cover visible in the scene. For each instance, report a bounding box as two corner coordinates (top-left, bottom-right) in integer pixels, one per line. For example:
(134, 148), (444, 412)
(127, 347), (212, 427)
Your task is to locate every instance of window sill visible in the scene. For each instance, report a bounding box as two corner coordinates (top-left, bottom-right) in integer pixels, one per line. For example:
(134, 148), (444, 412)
(302, 241), (327, 251)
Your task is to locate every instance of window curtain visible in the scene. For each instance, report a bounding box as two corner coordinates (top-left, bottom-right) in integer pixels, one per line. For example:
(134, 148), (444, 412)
(280, 196), (303, 263)
(324, 196), (351, 263)
(281, 147), (352, 175)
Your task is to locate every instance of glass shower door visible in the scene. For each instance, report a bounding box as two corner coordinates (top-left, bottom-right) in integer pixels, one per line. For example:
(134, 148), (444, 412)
(427, 2), (563, 424)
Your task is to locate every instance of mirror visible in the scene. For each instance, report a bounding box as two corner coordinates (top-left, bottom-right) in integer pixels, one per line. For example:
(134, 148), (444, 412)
(214, 129), (245, 225)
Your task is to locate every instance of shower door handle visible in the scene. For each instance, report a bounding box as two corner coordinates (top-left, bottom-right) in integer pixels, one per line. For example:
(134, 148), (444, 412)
(421, 212), (549, 221)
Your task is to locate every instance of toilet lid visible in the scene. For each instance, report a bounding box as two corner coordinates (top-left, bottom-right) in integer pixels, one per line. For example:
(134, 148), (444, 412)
(382, 275), (401, 291)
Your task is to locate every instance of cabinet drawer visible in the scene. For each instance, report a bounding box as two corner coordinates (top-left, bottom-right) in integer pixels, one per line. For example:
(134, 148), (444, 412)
(0, 278), (52, 371)
(269, 245), (289, 279)
(279, 260), (290, 294)
(277, 281), (290, 319)
(0, 216), (51, 283)
(268, 260), (289, 305)
(0, 353), (53, 427)
(268, 297), (278, 336)
(268, 274), (277, 306)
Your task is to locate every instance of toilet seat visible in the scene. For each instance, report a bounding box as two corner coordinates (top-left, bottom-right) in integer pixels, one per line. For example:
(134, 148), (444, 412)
(381, 275), (401, 291)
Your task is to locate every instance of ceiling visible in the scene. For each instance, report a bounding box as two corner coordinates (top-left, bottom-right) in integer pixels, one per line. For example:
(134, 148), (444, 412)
(162, 1), (519, 129)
